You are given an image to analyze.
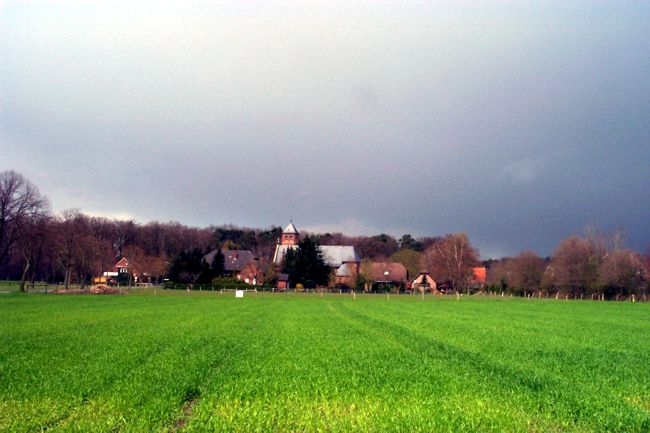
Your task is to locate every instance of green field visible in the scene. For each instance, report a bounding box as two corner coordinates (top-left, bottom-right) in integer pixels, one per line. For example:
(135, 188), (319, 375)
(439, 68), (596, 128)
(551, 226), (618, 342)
(1, 291), (649, 433)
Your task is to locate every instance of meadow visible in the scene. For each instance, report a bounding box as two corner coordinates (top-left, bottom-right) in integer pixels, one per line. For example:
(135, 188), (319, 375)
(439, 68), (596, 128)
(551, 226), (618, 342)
(1, 290), (648, 433)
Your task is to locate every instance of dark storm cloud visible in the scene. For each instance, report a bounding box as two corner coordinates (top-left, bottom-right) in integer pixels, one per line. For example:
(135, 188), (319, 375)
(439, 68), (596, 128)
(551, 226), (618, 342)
(1, 1), (649, 258)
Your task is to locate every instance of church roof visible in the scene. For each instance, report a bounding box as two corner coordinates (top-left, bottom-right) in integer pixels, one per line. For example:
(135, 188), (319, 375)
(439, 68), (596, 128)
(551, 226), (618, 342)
(283, 222), (299, 234)
(336, 262), (356, 277)
(273, 244), (360, 268)
(320, 246), (360, 268)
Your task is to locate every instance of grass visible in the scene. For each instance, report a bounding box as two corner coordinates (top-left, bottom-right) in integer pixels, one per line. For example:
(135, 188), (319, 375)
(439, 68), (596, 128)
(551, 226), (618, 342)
(0, 291), (649, 432)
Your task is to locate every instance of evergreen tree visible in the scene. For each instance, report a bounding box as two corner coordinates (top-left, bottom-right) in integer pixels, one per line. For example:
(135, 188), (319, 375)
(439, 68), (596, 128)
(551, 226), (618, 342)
(211, 249), (225, 277)
(282, 236), (330, 288)
(169, 248), (205, 283)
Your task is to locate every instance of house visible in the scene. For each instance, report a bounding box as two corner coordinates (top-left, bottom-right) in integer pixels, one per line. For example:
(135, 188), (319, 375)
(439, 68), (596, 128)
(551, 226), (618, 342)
(412, 272), (438, 292)
(335, 261), (408, 290)
(276, 273), (289, 290)
(94, 257), (142, 285)
(203, 249), (263, 285)
(471, 267), (487, 287)
(368, 262), (408, 290)
(272, 222), (360, 286)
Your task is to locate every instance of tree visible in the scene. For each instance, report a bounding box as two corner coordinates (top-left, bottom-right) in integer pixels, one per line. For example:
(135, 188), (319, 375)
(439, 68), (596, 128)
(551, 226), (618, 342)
(390, 248), (421, 282)
(398, 234), (422, 251)
(210, 249), (225, 277)
(168, 248), (205, 284)
(112, 220), (136, 258)
(0, 171), (49, 272)
(486, 258), (511, 292)
(551, 236), (602, 297)
(56, 209), (86, 288)
(282, 236), (330, 288)
(17, 214), (52, 291)
(357, 258), (374, 290)
(601, 249), (645, 296)
(422, 233), (479, 292)
(354, 234), (399, 259)
(509, 251), (546, 294)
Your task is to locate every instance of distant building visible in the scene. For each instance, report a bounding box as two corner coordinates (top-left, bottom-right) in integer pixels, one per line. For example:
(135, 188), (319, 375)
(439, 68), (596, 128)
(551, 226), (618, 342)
(276, 273), (289, 290)
(369, 262), (408, 287)
(412, 272), (437, 292)
(336, 261), (408, 290)
(203, 249), (263, 285)
(471, 267), (487, 287)
(272, 221), (360, 287)
(95, 257), (143, 285)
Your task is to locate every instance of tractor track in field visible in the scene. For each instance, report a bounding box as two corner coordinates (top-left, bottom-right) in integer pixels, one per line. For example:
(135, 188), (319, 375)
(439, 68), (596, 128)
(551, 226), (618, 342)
(169, 394), (199, 433)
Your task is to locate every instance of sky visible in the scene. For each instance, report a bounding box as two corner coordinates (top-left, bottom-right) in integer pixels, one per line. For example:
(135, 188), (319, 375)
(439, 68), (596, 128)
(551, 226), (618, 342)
(1, 0), (649, 259)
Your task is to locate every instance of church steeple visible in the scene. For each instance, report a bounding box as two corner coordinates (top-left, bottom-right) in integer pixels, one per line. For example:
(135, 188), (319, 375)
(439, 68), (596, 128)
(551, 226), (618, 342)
(281, 220), (299, 245)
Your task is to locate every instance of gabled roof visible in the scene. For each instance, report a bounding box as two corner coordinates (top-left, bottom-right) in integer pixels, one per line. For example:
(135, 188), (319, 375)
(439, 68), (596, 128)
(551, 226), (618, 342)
(113, 258), (129, 269)
(336, 262), (356, 277)
(273, 244), (360, 268)
(110, 257), (131, 272)
(283, 222), (299, 234)
(109, 257), (140, 275)
(369, 262), (408, 283)
(320, 246), (360, 268)
(203, 249), (257, 272)
(413, 272), (437, 289)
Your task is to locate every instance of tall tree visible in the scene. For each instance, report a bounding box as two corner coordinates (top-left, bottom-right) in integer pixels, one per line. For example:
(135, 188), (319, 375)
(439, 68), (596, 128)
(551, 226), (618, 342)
(169, 248), (205, 284)
(390, 248), (421, 282)
(57, 209), (87, 289)
(17, 214), (52, 291)
(509, 251), (546, 293)
(551, 236), (602, 297)
(355, 234), (399, 259)
(601, 249), (645, 296)
(0, 170), (49, 271)
(210, 249), (225, 278)
(282, 236), (330, 288)
(423, 233), (479, 292)
(398, 234), (422, 251)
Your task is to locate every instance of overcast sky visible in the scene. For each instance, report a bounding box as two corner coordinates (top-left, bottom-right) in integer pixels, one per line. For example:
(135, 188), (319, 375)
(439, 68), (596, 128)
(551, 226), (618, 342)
(1, 0), (649, 258)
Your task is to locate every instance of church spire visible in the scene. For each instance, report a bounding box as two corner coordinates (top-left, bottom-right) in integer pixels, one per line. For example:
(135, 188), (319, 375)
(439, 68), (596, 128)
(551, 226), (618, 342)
(281, 221), (299, 245)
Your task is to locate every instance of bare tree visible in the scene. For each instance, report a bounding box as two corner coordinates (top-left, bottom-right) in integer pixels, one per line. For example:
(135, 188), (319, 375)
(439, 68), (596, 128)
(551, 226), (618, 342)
(509, 251), (546, 294)
(551, 236), (602, 297)
(0, 171), (49, 272)
(423, 233), (479, 292)
(601, 249), (645, 296)
(486, 258), (511, 291)
(17, 214), (52, 291)
(57, 209), (88, 289)
(112, 220), (136, 258)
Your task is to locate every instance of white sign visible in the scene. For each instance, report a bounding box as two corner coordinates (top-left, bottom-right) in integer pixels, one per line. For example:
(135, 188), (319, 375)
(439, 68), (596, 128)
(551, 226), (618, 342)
(235, 290), (244, 298)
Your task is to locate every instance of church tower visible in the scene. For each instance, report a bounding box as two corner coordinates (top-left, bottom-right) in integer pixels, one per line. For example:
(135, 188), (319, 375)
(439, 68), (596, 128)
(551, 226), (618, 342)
(281, 221), (299, 245)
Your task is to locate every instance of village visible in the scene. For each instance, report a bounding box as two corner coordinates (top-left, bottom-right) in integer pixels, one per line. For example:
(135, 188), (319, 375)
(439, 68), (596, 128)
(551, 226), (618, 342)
(94, 221), (486, 293)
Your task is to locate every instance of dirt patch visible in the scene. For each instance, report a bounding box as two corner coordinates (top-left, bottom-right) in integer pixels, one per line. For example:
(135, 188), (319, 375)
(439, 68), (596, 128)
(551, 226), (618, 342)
(170, 392), (200, 433)
(52, 285), (125, 295)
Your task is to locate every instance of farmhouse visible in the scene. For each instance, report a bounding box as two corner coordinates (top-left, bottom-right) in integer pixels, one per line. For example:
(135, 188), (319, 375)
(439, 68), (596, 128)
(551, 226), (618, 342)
(94, 257), (143, 285)
(203, 249), (264, 285)
(336, 261), (408, 290)
(412, 271), (437, 292)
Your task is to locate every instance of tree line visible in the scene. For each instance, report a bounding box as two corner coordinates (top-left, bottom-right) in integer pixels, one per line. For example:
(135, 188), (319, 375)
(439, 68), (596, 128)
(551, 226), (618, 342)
(1, 170), (648, 297)
(486, 230), (649, 298)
